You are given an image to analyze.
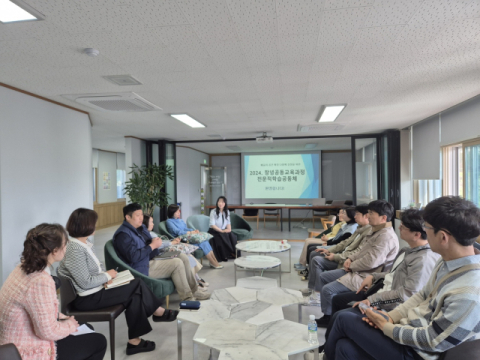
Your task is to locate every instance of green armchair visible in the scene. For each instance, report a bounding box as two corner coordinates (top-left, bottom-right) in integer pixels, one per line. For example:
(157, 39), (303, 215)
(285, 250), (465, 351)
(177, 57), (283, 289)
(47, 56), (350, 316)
(157, 221), (205, 260)
(104, 240), (175, 308)
(186, 215), (210, 233)
(230, 213), (254, 240)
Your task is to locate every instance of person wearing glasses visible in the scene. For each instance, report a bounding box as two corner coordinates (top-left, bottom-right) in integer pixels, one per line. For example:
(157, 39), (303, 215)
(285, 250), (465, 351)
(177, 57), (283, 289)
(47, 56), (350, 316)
(305, 209), (440, 358)
(310, 200), (399, 327)
(317, 196), (480, 360)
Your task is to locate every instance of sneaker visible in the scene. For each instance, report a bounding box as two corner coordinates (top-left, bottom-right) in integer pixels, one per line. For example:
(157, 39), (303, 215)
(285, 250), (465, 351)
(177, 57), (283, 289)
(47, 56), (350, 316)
(194, 290), (211, 300)
(296, 265), (307, 271)
(301, 288), (312, 296)
(197, 285), (209, 292)
(126, 339), (155, 355)
(299, 269), (309, 276)
(301, 276), (309, 281)
(210, 264), (224, 269)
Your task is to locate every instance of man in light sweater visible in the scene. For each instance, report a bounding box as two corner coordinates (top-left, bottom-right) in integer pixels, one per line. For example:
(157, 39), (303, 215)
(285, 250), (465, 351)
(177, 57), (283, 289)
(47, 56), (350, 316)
(322, 196), (480, 360)
(311, 200), (399, 326)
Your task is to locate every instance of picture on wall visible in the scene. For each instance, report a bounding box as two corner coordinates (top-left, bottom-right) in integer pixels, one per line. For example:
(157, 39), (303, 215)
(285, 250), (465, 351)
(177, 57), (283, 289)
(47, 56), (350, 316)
(103, 172), (111, 190)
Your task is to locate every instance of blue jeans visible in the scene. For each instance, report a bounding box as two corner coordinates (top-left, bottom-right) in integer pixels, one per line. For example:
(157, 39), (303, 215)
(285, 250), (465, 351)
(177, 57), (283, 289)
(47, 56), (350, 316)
(325, 309), (421, 360)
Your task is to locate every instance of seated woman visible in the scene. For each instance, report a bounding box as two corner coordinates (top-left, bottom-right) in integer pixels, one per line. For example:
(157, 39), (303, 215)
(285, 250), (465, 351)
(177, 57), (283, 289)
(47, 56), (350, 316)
(58, 208), (177, 356)
(144, 214), (209, 288)
(300, 207), (358, 280)
(295, 213), (345, 269)
(166, 205), (223, 269)
(0, 223), (107, 360)
(208, 196), (238, 262)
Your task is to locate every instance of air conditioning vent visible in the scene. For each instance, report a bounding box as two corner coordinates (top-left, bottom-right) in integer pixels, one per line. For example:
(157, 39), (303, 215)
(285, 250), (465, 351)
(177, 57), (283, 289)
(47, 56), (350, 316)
(102, 75), (142, 86)
(226, 145), (241, 151)
(62, 92), (162, 112)
(297, 124), (345, 132)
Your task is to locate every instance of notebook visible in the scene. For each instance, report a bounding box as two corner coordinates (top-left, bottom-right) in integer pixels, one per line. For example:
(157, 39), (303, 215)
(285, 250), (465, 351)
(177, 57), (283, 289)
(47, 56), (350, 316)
(105, 270), (134, 289)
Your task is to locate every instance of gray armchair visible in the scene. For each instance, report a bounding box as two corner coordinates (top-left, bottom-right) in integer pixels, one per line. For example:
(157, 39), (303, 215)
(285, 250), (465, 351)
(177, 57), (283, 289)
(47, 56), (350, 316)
(187, 214), (210, 232)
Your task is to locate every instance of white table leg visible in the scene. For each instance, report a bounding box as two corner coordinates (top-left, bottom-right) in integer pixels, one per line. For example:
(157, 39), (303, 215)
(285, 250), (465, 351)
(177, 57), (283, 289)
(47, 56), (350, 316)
(193, 342), (198, 360)
(177, 319), (182, 360)
(298, 303), (302, 323)
(278, 264), (282, 287)
(234, 265), (237, 285)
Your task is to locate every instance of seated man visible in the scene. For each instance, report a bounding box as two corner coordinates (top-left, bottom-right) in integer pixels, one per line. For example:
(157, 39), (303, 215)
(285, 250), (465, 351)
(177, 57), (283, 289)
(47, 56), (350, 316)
(313, 200), (399, 326)
(113, 203), (210, 301)
(304, 204), (371, 299)
(306, 209), (441, 357)
(320, 196), (480, 360)
(331, 208), (440, 315)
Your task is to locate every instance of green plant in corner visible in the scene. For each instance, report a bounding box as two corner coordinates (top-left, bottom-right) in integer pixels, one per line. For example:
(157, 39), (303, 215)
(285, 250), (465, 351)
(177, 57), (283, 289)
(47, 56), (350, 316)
(124, 164), (174, 216)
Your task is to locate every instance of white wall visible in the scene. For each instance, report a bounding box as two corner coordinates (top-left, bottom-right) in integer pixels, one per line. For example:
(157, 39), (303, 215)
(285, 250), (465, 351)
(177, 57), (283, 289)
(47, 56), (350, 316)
(97, 150), (118, 204)
(0, 86), (92, 283)
(176, 147), (209, 220)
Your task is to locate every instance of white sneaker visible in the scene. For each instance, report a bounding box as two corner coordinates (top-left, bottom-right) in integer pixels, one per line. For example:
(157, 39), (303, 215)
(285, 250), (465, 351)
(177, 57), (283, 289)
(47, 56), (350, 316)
(301, 288), (312, 296)
(194, 290), (211, 300)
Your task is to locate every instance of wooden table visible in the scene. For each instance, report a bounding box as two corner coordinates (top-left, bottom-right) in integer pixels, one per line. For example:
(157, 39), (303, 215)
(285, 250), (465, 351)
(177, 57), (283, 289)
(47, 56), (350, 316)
(205, 204), (345, 231)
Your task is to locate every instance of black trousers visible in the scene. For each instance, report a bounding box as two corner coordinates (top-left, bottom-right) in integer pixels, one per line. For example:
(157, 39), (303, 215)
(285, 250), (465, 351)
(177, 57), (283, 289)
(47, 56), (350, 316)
(73, 278), (162, 339)
(57, 324), (107, 360)
(208, 229), (238, 262)
(332, 291), (368, 315)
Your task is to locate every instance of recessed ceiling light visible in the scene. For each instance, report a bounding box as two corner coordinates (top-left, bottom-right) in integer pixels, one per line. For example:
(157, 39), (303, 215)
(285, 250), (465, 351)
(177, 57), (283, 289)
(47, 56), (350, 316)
(0, 0), (45, 23)
(304, 143), (318, 149)
(170, 114), (205, 128)
(318, 104), (346, 122)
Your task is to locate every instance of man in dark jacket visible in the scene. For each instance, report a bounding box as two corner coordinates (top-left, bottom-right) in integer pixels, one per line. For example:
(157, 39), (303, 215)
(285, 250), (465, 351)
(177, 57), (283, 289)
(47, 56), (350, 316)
(113, 203), (209, 301)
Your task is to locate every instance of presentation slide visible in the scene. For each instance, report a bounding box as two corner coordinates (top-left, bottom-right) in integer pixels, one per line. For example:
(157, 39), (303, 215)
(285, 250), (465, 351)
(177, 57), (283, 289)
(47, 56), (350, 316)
(244, 153), (320, 199)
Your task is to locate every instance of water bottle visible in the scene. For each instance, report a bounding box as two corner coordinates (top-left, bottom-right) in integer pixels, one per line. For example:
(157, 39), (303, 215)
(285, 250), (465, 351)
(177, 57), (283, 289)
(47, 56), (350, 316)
(308, 315), (318, 344)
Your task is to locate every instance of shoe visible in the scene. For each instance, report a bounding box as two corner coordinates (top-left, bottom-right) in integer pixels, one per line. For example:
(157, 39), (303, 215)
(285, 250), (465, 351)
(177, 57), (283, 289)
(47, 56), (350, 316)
(199, 278), (209, 286)
(198, 285), (209, 292)
(152, 309), (178, 322)
(210, 264), (224, 269)
(296, 265), (307, 271)
(300, 288), (312, 296)
(301, 276), (308, 281)
(299, 269), (309, 276)
(315, 315), (331, 328)
(126, 339), (156, 355)
(198, 281), (208, 288)
(194, 290), (211, 300)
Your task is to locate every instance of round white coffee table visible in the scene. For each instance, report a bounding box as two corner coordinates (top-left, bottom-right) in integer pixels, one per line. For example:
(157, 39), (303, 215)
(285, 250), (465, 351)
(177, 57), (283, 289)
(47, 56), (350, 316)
(234, 255), (282, 286)
(236, 240), (291, 273)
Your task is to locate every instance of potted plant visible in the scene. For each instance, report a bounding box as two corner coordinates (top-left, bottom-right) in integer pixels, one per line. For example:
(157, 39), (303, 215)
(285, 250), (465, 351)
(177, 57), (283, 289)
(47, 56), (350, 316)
(124, 164), (174, 216)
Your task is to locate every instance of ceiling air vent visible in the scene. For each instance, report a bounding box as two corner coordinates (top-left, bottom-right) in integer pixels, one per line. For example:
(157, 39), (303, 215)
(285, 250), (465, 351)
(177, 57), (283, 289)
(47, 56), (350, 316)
(62, 92), (162, 112)
(102, 75), (142, 86)
(297, 124), (345, 133)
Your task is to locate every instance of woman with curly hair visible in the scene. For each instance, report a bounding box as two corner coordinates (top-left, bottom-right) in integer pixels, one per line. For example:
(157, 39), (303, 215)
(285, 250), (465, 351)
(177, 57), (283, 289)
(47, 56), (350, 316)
(0, 223), (107, 360)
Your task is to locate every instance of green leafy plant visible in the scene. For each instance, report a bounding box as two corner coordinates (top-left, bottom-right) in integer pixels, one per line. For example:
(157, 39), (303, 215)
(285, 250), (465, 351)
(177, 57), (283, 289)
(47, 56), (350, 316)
(124, 164), (174, 216)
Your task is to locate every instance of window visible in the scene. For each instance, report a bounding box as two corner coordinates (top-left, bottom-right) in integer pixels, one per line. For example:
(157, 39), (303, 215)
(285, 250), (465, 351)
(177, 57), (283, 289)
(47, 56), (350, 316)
(442, 144), (463, 197)
(464, 140), (480, 207)
(93, 168), (96, 202)
(414, 179), (442, 208)
(117, 169), (126, 199)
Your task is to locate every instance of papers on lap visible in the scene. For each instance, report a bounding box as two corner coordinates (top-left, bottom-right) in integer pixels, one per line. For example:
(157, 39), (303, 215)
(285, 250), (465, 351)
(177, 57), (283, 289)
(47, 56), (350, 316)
(105, 270), (134, 289)
(71, 324), (95, 336)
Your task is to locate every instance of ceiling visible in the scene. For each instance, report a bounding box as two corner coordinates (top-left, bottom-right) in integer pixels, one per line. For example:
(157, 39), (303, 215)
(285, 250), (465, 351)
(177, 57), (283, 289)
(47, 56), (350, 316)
(2, 0), (480, 153)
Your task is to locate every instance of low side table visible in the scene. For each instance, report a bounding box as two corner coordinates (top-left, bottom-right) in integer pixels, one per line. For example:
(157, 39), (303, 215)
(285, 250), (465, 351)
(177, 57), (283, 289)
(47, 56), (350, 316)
(234, 255), (282, 286)
(236, 240), (291, 273)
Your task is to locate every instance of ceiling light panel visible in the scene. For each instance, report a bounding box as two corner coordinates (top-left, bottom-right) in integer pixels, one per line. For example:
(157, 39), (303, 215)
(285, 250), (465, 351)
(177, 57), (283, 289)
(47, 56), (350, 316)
(318, 105), (347, 122)
(170, 114), (205, 128)
(0, 0), (44, 23)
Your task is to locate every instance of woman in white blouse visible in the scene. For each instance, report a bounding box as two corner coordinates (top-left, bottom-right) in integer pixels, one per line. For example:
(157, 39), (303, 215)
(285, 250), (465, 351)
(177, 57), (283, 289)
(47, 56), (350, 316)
(58, 208), (177, 356)
(208, 196), (238, 261)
